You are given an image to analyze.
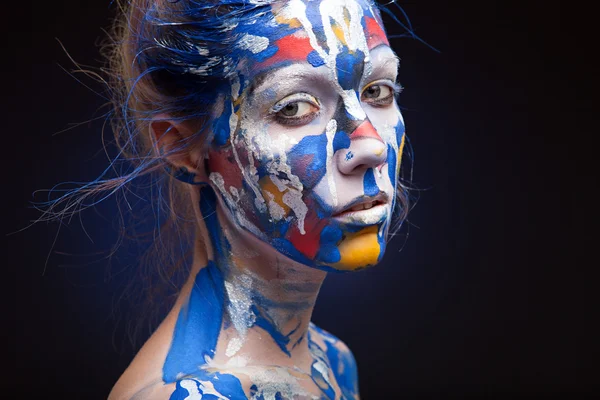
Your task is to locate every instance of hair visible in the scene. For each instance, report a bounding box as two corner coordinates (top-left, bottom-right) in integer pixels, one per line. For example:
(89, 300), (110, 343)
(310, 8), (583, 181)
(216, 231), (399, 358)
(35, 0), (419, 347)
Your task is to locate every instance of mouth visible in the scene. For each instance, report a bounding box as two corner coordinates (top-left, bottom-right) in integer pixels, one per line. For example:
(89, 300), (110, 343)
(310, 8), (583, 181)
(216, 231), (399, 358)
(332, 195), (390, 225)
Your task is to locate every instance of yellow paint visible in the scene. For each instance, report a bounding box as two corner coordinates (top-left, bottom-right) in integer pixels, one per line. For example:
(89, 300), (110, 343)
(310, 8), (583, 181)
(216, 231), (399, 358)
(334, 226), (381, 270)
(259, 176), (291, 215)
(374, 147), (384, 157)
(275, 14), (302, 28)
(397, 132), (406, 176)
(332, 23), (347, 46)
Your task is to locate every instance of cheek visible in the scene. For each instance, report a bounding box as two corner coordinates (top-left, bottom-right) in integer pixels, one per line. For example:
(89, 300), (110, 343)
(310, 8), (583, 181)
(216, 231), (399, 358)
(207, 148), (244, 190)
(286, 133), (329, 190)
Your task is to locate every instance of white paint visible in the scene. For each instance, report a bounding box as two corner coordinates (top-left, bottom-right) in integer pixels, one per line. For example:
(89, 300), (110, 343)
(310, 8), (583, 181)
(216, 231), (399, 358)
(231, 75), (241, 101)
(238, 33), (270, 54)
(196, 46), (210, 56)
(225, 336), (244, 357)
(265, 191), (286, 221)
(209, 172), (266, 240)
(325, 119), (338, 207)
(282, 188), (308, 235)
(180, 379), (203, 400)
(281, 0), (374, 120)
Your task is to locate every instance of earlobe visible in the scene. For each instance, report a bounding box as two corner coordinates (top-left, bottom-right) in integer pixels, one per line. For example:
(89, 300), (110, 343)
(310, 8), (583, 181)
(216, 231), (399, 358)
(150, 114), (209, 184)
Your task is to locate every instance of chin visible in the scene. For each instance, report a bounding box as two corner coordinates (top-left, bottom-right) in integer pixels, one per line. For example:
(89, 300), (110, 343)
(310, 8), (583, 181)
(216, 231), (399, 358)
(304, 225), (387, 272)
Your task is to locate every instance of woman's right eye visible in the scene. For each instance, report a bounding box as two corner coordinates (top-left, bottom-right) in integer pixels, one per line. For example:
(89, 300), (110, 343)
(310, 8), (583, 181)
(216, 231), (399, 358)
(278, 101), (316, 118)
(272, 94), (320, 126)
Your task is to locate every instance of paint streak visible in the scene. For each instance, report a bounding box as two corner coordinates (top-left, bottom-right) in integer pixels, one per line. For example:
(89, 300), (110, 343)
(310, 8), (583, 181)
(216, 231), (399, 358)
(363, 168), (379, 197)
(163, 261), (225, 383)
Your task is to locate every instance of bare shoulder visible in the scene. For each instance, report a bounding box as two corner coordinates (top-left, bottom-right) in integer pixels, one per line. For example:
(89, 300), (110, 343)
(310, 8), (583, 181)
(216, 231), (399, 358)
(309, 322), (359, 397)
(309, 322), (356, 363)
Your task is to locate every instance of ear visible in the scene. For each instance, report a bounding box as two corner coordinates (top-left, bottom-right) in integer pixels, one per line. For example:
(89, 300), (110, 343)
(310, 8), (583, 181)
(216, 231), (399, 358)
(150, 114), (208, 182)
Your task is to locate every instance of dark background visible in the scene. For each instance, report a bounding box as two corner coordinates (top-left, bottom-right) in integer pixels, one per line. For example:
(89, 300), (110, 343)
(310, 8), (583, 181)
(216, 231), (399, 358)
(5, 1), (595, 398)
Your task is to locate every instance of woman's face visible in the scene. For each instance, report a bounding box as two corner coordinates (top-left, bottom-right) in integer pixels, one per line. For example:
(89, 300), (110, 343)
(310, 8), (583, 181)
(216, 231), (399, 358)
(206, 0), (405, 271)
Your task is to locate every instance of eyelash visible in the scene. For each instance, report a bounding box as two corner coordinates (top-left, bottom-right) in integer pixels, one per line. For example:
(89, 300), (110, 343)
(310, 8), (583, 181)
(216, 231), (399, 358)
(269, 93), (320, 126)
(362, 81), (403, 107)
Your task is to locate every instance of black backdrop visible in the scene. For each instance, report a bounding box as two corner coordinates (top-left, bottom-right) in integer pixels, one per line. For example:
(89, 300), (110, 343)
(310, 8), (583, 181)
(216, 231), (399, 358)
(6, 1), (595, 398)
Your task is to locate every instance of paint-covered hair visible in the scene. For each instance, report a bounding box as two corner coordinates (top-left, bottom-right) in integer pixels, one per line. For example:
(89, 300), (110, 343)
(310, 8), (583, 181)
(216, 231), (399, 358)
(37, 0), (417, 343)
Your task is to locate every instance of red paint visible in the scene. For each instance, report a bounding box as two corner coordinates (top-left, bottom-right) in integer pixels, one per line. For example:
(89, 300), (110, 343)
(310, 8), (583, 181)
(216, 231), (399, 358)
(207, 148), (243, 189)
(256, 33), (314, 69)
(287, 210), (327, 259)
(365, 16), (389, 49)
(350, 120), (383, 142)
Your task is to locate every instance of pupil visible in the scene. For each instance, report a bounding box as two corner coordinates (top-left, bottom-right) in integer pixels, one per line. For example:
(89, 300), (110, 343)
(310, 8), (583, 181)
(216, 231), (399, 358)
(282, 103), (298, 116)
(367, 85), (381, 98)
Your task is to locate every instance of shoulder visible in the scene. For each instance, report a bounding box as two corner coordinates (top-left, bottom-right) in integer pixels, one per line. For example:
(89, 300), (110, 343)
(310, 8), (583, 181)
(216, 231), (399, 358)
(309, 323), (359, 397)
(309, 323), (357, 367)
(110, 372), (250, 400)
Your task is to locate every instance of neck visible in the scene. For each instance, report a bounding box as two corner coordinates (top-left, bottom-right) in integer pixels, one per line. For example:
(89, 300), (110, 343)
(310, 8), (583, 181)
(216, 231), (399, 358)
(163, 187), (326, 382)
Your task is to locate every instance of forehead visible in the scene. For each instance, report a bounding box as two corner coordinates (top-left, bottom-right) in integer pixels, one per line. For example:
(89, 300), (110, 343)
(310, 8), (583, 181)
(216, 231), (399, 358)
(233, 0), (389, 76)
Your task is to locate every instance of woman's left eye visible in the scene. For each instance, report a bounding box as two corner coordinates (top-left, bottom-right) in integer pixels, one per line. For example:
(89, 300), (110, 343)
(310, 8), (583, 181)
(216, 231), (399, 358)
(361, 83), (394, 106)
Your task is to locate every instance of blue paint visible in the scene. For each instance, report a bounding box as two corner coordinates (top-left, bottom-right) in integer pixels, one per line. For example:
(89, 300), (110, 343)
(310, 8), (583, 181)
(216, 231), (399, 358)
(363, 168), (379, 197)
(314, 326), (359, 399)
(307, 50), (325, 67)
(212, 100), (233, 147)
(239, 44), (279, 63)
(271, 238), (314, 265)
(170, 379), (201, 400)
(335, 49), (365, 90)
(317, 245), (341, 264)
(250, 385), (285, 400)
(345, 151), (354, 161)
(252, 305), (293, 356)
(170, 372), (246, 400)
(396, 120), (406, 147)
(210, 372), (248, 399)
(332, 130), (351, 153)
(307, 330), (336, 399)
(287, 133), (328, 189)
(377, 221), (387, 263)
(386, 143), (397, 210)
(320, 224), (343, 244)
(162, 261), (225, 382)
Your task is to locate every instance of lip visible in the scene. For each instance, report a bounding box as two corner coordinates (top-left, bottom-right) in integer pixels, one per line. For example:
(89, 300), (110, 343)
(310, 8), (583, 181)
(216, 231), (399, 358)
(332, 194), (391, 225)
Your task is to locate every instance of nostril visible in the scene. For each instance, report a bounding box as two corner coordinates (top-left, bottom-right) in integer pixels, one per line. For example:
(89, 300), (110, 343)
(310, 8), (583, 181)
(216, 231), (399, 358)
(338, 137), (388, 175)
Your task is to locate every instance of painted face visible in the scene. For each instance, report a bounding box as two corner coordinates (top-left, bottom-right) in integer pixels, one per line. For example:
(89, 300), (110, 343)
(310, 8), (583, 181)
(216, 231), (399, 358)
(206, 0), (406, 271)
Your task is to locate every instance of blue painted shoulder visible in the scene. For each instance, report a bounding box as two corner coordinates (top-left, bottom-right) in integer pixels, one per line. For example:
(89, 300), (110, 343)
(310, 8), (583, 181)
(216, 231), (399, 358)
(309, 324), (359, 399)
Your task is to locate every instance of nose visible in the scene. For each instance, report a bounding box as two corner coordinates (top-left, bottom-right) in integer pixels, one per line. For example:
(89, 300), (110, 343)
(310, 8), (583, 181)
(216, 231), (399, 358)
(337, 120), (387, 175)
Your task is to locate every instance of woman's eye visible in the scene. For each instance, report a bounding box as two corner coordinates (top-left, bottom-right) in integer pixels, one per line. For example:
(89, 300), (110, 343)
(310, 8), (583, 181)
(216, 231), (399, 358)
(274, 100), (319, 126)
(361, 84), (394, 106)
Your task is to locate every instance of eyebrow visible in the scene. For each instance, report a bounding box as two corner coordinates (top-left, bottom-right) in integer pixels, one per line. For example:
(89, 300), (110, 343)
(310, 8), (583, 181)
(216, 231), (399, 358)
(363, 55), (400, 81)
(247, 67), (332, 98)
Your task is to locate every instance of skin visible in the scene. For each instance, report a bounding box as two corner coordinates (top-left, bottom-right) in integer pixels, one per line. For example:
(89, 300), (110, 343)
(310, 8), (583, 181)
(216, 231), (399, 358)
(109, 0), (406, 399)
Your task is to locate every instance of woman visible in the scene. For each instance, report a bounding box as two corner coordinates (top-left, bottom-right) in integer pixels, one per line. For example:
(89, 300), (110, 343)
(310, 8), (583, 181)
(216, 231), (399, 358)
(79, 0), (410, 398)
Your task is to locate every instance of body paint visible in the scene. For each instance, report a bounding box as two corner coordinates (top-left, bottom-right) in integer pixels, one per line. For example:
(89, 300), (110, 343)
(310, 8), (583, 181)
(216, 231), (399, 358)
(162, 0), (404, 397)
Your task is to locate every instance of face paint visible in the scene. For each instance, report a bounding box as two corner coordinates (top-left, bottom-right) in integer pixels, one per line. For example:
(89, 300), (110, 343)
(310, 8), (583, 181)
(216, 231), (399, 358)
(161, 1), (402, 396)
(206, 0), (405, 272)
